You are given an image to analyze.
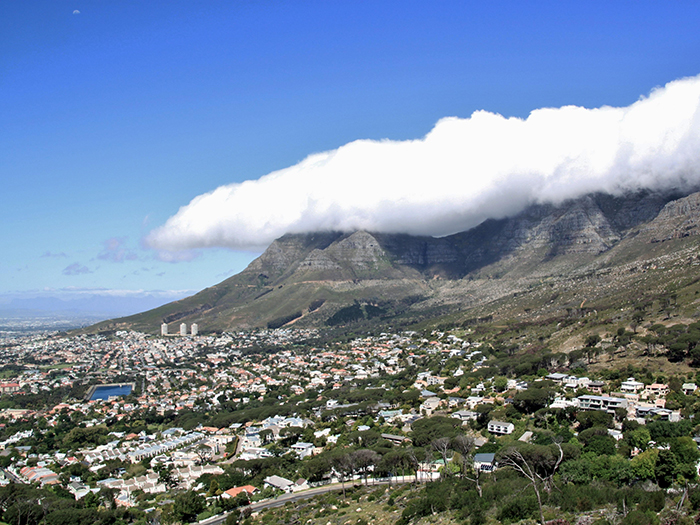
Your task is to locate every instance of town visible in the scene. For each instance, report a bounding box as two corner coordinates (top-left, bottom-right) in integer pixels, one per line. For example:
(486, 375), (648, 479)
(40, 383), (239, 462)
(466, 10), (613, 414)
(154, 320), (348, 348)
(0, 322), (699, 524)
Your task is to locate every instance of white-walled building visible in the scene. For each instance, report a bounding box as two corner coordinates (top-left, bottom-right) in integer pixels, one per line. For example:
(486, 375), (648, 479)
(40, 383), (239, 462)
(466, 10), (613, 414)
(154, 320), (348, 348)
(487, 420), (514, 435)
(180, 323), (187, 336)
(161, 323), (168, 336)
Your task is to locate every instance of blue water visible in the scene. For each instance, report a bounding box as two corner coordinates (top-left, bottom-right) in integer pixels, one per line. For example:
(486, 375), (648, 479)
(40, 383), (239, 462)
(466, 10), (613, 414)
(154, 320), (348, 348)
(90, 385), (132, 400)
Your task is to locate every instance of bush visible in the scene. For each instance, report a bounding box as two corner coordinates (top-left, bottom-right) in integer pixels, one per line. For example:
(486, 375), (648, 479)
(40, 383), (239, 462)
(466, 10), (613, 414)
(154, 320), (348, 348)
(497, 495), (538, 523)
(620, 509), (658, 525)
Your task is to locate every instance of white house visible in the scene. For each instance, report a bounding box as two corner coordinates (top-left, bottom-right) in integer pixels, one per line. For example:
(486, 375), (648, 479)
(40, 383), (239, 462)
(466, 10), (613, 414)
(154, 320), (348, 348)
(452, 410), (477, 423)
(577, 395), (627, 412)
(683, 383), (698, 395)
(264, 475), (295, 493)
(620, 378), (644, 393)
(487, 420), (514, 435)
(291, 442), (315, 459)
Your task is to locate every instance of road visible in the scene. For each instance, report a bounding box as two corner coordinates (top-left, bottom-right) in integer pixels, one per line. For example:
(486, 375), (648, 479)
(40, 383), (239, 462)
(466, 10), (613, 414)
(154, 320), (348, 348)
(2, 468), (24, 484)
(197, 477), (420, 525)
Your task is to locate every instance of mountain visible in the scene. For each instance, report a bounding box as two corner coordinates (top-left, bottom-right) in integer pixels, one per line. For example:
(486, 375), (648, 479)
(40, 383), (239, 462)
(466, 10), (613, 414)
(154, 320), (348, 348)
(89, 188), (700, 334)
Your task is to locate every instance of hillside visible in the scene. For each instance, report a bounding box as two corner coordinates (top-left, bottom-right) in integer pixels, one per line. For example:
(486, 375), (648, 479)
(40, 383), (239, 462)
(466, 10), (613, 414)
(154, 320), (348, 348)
(89, 188), (700, 335)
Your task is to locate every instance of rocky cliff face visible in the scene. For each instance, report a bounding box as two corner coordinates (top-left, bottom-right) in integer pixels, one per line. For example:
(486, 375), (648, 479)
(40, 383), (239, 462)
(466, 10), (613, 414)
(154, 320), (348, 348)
(98, 188), (700, 332)
(239, 189), (695, 282)
(643, 192), (700, 242)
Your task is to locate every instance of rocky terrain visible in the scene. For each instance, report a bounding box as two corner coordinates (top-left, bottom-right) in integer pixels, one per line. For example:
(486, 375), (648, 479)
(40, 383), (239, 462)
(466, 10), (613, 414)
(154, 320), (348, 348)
(90, 188), (700, 334)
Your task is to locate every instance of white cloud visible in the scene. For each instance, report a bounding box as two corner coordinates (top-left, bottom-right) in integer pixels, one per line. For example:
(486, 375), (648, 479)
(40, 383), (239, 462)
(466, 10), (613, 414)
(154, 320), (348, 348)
(146, 74), (700, 253)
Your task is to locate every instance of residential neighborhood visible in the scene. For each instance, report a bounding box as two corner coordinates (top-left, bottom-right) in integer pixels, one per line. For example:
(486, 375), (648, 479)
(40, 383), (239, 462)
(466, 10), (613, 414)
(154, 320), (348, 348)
(0, 324), (699, 524)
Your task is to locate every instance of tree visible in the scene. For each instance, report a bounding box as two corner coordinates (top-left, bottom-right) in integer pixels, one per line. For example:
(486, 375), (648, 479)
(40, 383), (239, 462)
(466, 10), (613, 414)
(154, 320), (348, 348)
(82, 491), (100, 509)
(655, 449), (679, 488)
(630, 448), (658, 480)
(493, 376), (508, 393)
(452, 434), (482, 497)
(207, 478), (220, 497)
(156, 465), (177, 489)
(577, 410), (613, 431)
(626, 427), (651, 452)
(194, 443), (212, 464)
(499, 441), (564, 525)
(585, 334), (602, 348)
(170, 490), (205, 523)
(332, 453), (355, 497)
(351, 449), (380, 485)
(513, 386), (552, 414)
(410, 416), (461, 447)
(431, 437), (452, 476)
(259, 428), (273, 445)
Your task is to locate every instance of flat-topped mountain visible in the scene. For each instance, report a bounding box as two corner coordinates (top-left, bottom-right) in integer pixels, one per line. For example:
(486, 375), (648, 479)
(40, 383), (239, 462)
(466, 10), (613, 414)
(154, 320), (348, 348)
(90, 188), (700, 334)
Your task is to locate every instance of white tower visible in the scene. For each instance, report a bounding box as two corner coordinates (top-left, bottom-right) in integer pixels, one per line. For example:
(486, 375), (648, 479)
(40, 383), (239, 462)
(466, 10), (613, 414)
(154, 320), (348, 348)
(161, 323), (168, 336)
(191, 323), (198, 336)
(180, 323), (187, 336)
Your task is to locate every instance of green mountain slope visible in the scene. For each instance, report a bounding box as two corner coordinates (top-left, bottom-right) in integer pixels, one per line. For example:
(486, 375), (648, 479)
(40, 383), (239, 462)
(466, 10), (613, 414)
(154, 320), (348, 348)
(88, 189), (700, 335)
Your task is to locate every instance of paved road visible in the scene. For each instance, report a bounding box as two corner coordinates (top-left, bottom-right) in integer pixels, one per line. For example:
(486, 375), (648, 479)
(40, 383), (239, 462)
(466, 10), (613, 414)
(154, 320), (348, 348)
(2, 468), (23, 484)
(198, 478), (420, 525)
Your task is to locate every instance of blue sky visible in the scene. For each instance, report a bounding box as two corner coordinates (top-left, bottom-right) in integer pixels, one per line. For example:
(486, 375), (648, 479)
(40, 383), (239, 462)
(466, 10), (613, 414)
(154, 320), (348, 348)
(3, 1), (700, 315)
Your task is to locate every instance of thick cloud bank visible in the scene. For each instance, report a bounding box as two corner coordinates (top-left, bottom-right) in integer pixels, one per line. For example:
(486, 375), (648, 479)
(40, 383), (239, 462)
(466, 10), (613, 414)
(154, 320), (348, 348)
(147, 75), (700, 252)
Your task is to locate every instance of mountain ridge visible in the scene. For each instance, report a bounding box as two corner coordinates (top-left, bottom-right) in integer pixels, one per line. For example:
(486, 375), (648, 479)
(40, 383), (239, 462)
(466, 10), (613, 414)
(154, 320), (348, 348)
(88, 188), (700, 334)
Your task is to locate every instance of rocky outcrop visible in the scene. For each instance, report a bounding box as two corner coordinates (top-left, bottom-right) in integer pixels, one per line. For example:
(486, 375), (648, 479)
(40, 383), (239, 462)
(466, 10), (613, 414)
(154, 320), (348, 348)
(238, 189), (700, 282)
(642, 192), (700, 242)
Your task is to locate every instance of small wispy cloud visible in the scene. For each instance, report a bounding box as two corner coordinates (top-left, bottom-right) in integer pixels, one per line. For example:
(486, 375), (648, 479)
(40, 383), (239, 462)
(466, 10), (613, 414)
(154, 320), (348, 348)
(216, 269), (236, 279)
(41, 251), (68, 258)
(98, 237), (138, 263)
(154, 250), (200, 263)
(62, 263), (92, 276)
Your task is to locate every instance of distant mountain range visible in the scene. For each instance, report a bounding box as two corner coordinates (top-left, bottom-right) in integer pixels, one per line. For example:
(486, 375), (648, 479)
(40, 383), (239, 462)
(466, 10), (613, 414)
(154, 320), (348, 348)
(2, 293), (190, 321)
(89, 187), (700, 335)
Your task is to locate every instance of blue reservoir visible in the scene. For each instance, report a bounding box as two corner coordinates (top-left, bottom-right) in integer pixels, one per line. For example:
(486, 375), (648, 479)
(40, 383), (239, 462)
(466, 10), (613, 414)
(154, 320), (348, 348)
(90, 384), (132, 400)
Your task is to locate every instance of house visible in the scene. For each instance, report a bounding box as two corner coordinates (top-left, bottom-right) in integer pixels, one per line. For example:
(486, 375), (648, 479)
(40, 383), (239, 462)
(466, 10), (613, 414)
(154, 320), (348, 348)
(608, 429), (623, 441)
(264, 475), (295, 493)
(620, 378), (644, 393)
(549, 397), (579, 410)
(546, 373), (568, 384)
(222, 485), (257, 499)
(465, 396), (484, 409)
(291, 442), (315, 459)
(420, 397), (442, 416)
(20, 466), (59, 486)
(473, 453), (497, 472)
(564, 376), (591, 390)
(682, 383), (698, 395)
(67, 481), (91, 499)
(448, 396), (465, 407)
(635, 406), (681, 422)
(644, 383), (669, 398)
(452, 410), (477, 423)
(518, 431), (533, 443)
(292, 478), (309, 492)
(587, 381), (606, 394)
(381, 433), (411, 446)
(577, 395), (627, 412)
(0, 383), (20, 394)
(487, 420), (514, 435)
